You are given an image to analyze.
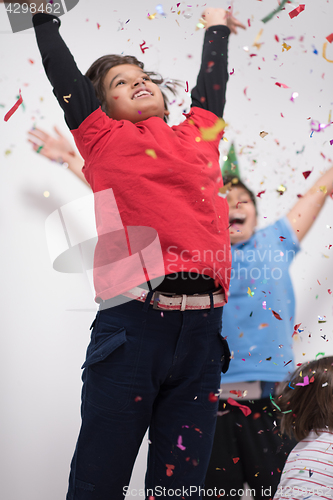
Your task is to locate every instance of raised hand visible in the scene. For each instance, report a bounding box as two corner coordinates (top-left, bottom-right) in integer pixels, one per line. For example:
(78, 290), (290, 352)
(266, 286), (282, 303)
(201, 7), (246, 34)
(28, 125), (76, 166)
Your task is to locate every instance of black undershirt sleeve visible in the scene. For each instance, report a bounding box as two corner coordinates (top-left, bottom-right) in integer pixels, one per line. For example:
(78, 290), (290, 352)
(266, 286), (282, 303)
(191, 25), (230, 118)
(33, 13), (100, 130)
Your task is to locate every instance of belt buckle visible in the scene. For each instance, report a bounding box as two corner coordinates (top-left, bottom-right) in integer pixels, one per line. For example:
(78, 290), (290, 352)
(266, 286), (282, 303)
(152, 290), (177, 310)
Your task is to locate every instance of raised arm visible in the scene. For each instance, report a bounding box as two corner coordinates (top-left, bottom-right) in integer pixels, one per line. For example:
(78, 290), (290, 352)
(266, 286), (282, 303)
(191, 8), (245, 117)
(3, 1), (99, 129)
(287, 166), (333, 242)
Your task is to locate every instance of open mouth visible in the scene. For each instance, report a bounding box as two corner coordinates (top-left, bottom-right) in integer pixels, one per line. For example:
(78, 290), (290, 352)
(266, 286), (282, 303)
(229, 214), (246, 227)
(132, 90), (153, 100)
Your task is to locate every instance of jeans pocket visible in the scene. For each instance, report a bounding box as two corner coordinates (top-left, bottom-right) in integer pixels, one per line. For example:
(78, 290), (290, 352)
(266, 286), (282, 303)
(81, 321), (136, 412)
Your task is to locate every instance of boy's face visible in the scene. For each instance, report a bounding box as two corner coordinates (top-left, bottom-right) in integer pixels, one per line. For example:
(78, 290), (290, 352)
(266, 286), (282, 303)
(227, 186), (257, 245)
(103, 64), (166, 123)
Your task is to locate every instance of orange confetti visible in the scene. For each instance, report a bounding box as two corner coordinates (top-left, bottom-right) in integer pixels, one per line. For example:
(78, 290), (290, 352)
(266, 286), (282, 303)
(166, 464), (175, 477)
(259, 323), (269, 329)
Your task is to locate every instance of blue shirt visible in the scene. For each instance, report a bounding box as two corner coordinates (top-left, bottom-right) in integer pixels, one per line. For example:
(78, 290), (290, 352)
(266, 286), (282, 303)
(222, 217), (300, 383)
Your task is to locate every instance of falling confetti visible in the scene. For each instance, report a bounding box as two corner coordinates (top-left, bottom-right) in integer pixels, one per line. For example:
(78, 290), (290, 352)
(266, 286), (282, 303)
(282, 42), (291, 51)
(277, 184), (286, 195)
(260, 131), (268, 139)
(4, 90), (23, 122)
(165, 464), (175, 477)
(63, 94), (72, 103)
(140, 41), (149, 53)
(247, 287), (254, 297)
(272, 310), (283, 321)
(261, 0), (289, 23)
(289, 4), (305, 19)
(176, 435), (186, 451)
(302, 170), (312, 179)
(296, 376), (309, 386)
(326, 34), (333, 43)
(275, 82), (290, 88)
(257, 190), (266, 198)
(259, 323), (269, 329)
(322, 42), (333, 63)
(315, 352), (325, 358)
(227, 398), (252, 416)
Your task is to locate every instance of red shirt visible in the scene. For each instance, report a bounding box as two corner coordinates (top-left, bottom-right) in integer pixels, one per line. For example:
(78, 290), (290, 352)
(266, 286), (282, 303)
(72, 106), (231, 302)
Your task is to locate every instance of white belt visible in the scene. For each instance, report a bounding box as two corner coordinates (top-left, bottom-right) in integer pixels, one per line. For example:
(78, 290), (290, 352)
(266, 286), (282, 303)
(122, 286), (226, 311)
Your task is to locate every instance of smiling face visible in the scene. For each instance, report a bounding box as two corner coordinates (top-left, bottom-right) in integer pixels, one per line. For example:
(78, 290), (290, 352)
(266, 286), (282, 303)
(227, 186), (257, 245)
(103, 64), (166, 123)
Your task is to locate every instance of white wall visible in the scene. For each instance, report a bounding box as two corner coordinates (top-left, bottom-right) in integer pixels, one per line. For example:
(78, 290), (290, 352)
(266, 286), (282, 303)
(1, 1), (332, 499)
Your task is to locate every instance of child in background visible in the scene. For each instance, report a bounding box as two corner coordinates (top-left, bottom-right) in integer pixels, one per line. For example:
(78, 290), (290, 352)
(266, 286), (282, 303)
(273, 356), (333, 499)
(204, 154), (333, 499)
(8, 0), (245, 498)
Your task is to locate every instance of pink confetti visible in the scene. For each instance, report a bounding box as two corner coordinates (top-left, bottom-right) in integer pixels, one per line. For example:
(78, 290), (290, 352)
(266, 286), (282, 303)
(185, 81), (189, 92)
(229, 68), (235, 75)
(177, 435), (186, 451)
(4, 90), (23, 122)
(296, 376), (309, 386)
(275, 82), (289, 88)
(243, 87), (251, 101)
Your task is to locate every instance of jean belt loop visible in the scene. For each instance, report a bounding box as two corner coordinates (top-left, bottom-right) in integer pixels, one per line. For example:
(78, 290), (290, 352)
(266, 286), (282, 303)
(180, 294), (187, 312)
(143, 289), (154, 313)
(209, 292), (214, 313)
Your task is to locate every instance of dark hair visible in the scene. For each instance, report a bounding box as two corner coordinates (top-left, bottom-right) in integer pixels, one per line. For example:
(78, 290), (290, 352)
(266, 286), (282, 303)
(275, 356), (333, 441)
(85, 54), (180, 123)
(222, 175), (257, 214)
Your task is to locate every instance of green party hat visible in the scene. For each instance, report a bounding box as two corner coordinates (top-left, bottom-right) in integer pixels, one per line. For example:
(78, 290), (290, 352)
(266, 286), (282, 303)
(221, 143), (240, 178)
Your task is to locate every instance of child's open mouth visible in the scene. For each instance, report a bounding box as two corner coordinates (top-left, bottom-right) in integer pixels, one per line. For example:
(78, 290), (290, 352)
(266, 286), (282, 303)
(132, 90), (153, 100)
(229, 214), (246, 227)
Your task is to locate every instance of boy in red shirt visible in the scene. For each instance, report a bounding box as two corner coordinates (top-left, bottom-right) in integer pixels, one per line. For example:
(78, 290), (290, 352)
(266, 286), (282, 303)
(7, 0), (245, 498)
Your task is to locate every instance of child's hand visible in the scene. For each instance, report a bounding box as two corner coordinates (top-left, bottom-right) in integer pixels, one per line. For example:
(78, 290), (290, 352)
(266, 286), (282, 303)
(201, 8), (246, 34)
(28, 126), (76, 165)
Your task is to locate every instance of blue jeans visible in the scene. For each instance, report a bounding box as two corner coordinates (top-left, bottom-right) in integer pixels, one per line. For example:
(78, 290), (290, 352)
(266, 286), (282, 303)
(66, 292), (229, 500)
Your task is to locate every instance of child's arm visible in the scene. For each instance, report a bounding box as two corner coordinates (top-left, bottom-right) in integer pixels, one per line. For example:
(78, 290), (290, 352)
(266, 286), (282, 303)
(32, 12), (99, 130)
(286, 166), (333, 242)
(28, 126), (88, 186)
(4, 0), (100, 129)
(191, 8), (245, 118)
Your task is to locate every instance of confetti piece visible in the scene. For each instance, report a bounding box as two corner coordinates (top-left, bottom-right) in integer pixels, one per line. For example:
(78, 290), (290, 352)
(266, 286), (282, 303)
(259, 323), (269, 329)
(322, 42), (333, 63)
(156, 4), (166, 16)
(43, 191), (50, 198)
(282, 42), (291, 51)
(302, 170), (312, 179)
(147, 13), (157, 20)
(176, 435), (186, 451)
(185, 81), (189, 93)
(260, 131), (268, 139)
(63, 94), (72, 103)
(97, 23), (101, 29)
(140, 41), (149, 53)
(232, 457), (240, 464)
(199, 118), (225, 141)
(262, 301), (266, 310)
(289, 4), (305, 19)
(134, 396), (142, 402)
(288, 382), (295, 390)
(208, 392), (218, 403)
(165, 464), (175, 477)
(145, 149), (157, 159)
(4, 90), (23, 122)
(277, 184), (286, 195)
(275, 82), (289, 88)
(256, 190), (266, 198)
(290, 92), (299, 102)
(253, 29), (264, 49)
(318, 316), (326, 323)
(227, 398), (252, 416)
(284, 360), (292, 367)
(261, 0), (289, 23)
(326, 34), (333, 44)
(247, 287), (254, 297)
(243, 87), (251, 100)
(272, 310), (283, 320)
(315, 352), (325, 358)
(296, 376), (309, 386)
(270, 394), (281, 411)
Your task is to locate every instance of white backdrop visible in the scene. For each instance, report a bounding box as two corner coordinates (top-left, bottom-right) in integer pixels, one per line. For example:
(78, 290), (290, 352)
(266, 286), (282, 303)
(1, 1), (333, 499)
